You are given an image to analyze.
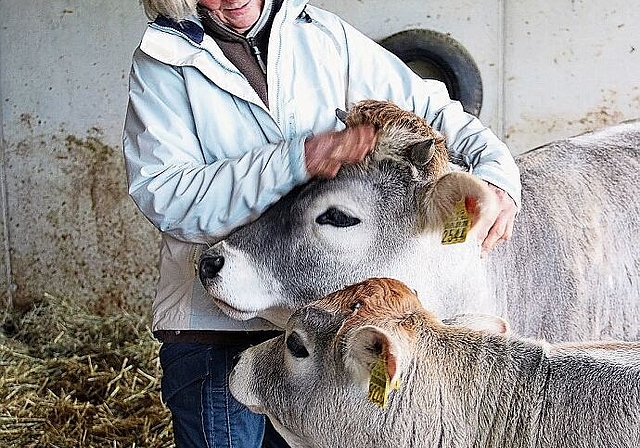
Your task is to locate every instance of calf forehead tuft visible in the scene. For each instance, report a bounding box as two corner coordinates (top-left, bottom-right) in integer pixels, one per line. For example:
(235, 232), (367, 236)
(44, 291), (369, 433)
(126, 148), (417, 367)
(345, 100), (449, 178)
(312, 277), (429, 323)
(345, 100), (435, 138)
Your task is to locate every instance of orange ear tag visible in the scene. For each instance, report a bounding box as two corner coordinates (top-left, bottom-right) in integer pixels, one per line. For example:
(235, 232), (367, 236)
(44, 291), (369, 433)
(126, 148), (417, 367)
(441, 198), (471, 245)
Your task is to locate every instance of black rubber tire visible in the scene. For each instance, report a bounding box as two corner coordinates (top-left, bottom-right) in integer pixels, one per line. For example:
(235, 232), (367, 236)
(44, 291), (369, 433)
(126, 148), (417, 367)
(380, 29), (484, 117)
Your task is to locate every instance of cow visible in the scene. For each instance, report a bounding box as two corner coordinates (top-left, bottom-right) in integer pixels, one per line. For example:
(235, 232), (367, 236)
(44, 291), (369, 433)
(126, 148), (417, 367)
(229, 277), (640, 448)
(199, 100), (640, 342)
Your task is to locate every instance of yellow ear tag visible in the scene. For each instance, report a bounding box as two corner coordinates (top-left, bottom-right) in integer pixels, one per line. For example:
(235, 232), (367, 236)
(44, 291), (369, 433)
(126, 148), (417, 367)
(367, 354), (400, 408)
(441, 198), (471, 245)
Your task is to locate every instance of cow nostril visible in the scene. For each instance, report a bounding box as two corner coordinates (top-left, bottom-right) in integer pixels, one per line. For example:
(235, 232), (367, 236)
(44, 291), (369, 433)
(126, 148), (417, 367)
(199, 254), (225, 283)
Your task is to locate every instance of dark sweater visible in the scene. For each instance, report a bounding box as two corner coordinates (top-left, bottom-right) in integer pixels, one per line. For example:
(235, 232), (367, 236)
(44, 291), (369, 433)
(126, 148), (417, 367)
(197, 1), (284, 107)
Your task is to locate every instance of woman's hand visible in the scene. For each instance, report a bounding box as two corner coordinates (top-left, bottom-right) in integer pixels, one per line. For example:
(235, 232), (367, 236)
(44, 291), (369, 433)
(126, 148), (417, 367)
(304, 125), (377, 178)
(480, 182), (518, 256)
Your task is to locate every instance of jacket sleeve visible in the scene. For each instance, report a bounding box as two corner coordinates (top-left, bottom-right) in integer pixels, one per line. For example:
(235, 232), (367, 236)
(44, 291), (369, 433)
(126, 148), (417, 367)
(122, 49), (309, 243)
(337, 20), (522, 209)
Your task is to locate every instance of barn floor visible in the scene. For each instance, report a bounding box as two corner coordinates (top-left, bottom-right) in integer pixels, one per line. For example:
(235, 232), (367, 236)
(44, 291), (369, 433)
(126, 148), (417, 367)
(0, 293), (174, 447)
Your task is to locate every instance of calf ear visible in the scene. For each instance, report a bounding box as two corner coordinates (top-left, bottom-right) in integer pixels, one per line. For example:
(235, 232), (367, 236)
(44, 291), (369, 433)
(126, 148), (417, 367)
(408, 138), (436, 167)
(418, 171), (499, 242)
(335, 108), (348, 124)
(442, 313), (511, 335)
(343, 325), (402, 388)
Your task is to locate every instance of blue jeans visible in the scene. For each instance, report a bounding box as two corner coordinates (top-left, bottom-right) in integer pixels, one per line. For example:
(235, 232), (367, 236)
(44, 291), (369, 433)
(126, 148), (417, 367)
(159, 342), (290, 448)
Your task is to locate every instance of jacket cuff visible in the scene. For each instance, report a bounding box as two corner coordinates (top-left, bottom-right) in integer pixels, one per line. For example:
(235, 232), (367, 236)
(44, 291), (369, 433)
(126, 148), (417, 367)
(473, 166), (522, 211)
(288, 133), (311, 182)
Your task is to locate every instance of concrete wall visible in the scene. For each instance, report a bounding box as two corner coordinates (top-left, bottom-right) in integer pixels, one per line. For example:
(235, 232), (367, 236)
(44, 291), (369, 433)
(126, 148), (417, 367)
(0, 1), (154, 308)
(502, 0), (639, 151)
(0, 0), (638, 308)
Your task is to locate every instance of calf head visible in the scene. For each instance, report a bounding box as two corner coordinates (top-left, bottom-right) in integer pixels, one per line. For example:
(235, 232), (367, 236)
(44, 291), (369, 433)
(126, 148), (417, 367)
(228, 278), (426, 447)
(229, 277), (509, 447)
(199, 100), (498, 326)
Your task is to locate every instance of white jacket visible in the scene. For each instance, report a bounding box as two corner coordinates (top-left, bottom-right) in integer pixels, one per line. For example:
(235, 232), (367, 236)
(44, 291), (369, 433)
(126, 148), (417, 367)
(123, 0), (521, 332)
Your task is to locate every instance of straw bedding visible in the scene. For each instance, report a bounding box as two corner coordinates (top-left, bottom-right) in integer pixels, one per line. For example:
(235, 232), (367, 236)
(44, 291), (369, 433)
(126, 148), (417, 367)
(0, 293), (173, 447)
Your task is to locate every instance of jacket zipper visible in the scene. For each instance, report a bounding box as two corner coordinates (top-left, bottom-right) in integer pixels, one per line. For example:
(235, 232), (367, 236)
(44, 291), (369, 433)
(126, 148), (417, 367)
(247, 36), (267, 75)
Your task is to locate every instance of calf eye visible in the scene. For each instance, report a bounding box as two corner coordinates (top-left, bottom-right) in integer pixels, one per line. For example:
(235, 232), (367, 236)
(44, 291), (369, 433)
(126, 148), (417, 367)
(286, 332), (309, 358)
(350, 301), (362, 312)
(315, 207), (361, 227)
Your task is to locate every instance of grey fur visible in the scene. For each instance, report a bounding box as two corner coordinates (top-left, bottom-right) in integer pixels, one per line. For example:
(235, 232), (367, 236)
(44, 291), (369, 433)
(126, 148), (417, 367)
(230, 301), (640, 448)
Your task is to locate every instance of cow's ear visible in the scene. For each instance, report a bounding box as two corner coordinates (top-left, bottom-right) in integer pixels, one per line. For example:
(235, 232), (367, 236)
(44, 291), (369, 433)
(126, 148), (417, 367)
(442, 313), (511, 335)
(408, 138), (435, 167)
(418, 171), (499, 240)
(343, 325), (403, 389)
(335, 108), (348, 124)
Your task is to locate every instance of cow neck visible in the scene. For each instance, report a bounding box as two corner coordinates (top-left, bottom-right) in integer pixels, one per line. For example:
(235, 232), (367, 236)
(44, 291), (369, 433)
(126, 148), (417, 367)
(475, 337), (550, 447)
(422, 329), (549, 447)
(197, 0), (283, 107)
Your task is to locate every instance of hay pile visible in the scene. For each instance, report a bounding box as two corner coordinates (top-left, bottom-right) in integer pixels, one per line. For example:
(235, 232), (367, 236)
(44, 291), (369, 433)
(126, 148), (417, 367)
(0, 293), (173, 447)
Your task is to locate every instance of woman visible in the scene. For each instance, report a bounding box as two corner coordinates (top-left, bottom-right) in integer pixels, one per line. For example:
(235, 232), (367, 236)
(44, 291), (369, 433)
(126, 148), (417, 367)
(123, 0), (521, 446)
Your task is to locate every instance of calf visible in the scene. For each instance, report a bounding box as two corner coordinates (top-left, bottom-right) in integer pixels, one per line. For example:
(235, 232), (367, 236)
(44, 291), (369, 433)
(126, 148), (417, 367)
(200, 100), (640, 342)
(230, 278), (640, 448)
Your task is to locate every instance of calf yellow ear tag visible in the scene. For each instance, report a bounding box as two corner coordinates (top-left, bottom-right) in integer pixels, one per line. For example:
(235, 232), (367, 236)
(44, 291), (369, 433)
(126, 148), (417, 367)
(441, 198), (471, 245)
(367, 354), (400, 408)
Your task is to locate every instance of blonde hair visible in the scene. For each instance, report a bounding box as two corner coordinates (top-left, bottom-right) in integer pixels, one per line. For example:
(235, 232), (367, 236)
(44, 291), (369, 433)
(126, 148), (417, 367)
(141, 0), (199, 20)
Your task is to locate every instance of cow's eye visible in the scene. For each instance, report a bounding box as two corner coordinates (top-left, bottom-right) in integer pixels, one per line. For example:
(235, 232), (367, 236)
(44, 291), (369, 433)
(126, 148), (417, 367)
(350, 301), (362, 312)
(315, 207), (361, 227)
(286, 332), (309, 358)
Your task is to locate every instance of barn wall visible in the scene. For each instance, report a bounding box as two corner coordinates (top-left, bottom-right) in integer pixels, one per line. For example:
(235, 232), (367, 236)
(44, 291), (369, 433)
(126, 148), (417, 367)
(502, 0), (639, 151)
(0, 0), (156, 308)
(0, 0), (638, 308)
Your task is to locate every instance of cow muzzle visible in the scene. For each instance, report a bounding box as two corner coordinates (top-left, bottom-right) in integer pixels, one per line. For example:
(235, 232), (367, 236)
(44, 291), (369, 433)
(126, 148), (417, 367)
(199, 253), (225, 285)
